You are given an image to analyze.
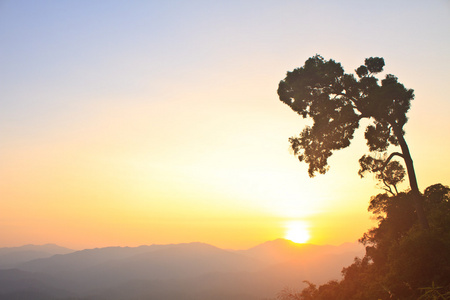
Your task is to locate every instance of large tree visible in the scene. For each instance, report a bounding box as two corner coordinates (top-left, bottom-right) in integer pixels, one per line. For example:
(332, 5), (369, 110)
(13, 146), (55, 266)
(277, 55), (428, 229)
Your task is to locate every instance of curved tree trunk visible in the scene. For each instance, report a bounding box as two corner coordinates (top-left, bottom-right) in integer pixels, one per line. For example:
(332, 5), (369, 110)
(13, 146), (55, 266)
(394, 127), (430, 229)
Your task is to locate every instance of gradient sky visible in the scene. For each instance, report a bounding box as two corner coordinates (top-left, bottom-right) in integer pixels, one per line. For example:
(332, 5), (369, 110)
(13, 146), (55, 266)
(1, 0), (449, 250)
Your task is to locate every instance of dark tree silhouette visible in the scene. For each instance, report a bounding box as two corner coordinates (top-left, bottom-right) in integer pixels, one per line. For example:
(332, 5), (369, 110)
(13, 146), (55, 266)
(279, 184), (450, 299)
(277, 55), (428, 229)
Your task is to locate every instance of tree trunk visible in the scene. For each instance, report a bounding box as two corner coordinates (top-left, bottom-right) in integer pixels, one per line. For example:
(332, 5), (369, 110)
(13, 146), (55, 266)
(393, 126), (430, 229)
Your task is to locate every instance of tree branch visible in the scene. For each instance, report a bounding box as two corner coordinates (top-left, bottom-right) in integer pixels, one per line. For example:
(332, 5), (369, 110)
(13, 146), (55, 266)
(382, 178), (395, 196)
(376, 152), (404, 173)
(335, 92), (360, 108)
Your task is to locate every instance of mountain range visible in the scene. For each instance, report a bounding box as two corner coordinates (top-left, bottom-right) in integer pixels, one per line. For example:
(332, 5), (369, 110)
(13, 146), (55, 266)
(0, 239), (364, 299)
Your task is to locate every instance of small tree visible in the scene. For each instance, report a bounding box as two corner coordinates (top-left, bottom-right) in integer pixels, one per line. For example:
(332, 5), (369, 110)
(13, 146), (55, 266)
(277, 55), (428, 228)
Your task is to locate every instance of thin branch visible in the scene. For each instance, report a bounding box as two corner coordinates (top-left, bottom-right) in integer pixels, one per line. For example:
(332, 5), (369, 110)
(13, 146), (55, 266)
(374, 152), (404, 196)
(382, 178), (395, 196)
(376, 152), (404, 173)
(335, 92), (360, 108)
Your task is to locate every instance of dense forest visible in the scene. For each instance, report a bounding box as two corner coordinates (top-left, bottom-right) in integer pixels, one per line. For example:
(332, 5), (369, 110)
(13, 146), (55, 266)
(277, 183), (450, 299)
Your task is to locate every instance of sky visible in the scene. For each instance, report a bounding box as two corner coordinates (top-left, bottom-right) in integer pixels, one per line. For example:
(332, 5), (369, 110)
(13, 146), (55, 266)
(1, 0), (449, 250)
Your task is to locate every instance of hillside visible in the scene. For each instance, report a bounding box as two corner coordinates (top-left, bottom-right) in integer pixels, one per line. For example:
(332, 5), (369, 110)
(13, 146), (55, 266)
(0, 244), (74, 269)
(0, 240), (364, 299)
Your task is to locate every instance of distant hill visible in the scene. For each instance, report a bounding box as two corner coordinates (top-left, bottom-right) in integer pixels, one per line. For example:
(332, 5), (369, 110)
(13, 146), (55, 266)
(0, 269), (76, 300)
(18, 242), (263, 293)
(0, 244), (74, 269)
(85, 240), (364, 300)
(0, 240), (365, 299)
(236, 238), (364, 264)
(18, 244), (162, 273)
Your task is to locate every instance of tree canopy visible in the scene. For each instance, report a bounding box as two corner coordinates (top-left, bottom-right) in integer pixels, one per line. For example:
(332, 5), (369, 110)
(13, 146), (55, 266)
(278, 55), (428, 228)
(278, 55), (412, 177)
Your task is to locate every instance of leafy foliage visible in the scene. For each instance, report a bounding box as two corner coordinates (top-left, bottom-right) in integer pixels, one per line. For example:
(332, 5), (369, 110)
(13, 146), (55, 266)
(283, 184), (450, 300)
(278, 55), (413, 178)
(278, 54), (430, 229)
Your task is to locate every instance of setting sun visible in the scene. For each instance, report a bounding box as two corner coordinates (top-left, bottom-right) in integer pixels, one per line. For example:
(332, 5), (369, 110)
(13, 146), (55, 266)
(285, 221), (311, 244)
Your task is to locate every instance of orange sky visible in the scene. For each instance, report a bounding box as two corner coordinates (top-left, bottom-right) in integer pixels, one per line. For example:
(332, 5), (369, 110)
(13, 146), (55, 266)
(1, 1), (449, 250)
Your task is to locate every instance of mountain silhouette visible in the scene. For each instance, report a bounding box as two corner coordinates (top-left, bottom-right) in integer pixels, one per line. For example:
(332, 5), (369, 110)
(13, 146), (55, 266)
(0, 240), (364, 299)
(0, 244), (74, 269)
(236, 238), (363, 264)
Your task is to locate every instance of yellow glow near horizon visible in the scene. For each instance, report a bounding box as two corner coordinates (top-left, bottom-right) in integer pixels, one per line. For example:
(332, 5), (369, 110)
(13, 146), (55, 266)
(1, 1), (448, 251)
(284, 221), (311, 244)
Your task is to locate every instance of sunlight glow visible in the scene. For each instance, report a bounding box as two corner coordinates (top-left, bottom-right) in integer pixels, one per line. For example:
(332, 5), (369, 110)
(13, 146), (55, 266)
(284, 221), (311, 244)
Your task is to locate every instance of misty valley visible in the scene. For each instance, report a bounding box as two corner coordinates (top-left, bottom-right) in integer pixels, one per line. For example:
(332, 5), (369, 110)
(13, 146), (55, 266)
(0, 240), (364, 300)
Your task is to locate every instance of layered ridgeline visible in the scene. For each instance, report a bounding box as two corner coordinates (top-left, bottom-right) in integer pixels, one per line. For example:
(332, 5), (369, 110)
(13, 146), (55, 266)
(0, 240), (363, 300)
(0, 244), (74, 269)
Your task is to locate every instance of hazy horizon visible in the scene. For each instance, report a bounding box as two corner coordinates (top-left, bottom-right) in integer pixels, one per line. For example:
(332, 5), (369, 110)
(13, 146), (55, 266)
(1, 237), (364, 252)
(0, 238), (366, 299)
